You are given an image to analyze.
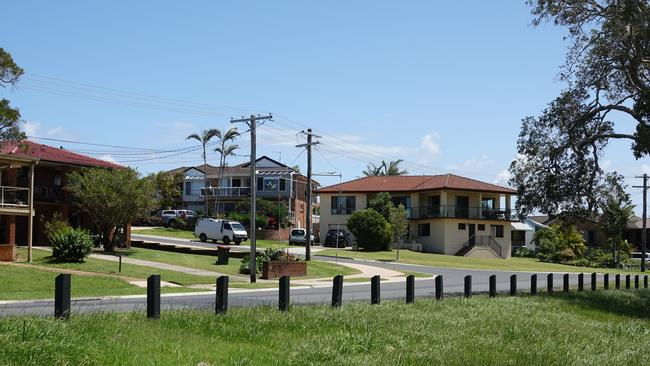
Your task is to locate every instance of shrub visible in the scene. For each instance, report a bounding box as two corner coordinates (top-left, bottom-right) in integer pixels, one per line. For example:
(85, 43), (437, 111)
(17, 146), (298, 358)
(49, 226), (93, 263)
(239, 254), (265, 275)
(536, 225), (587, 263)
(513, 247), (536, 258)
(347, 209), (393, 251)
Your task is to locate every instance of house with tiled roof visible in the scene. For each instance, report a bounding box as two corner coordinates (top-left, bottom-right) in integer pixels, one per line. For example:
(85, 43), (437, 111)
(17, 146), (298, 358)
(317, 174), (519, 258)
(0, 140), (123, 261)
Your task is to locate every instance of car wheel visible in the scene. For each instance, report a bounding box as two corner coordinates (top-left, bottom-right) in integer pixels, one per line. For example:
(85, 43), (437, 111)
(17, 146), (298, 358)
(234, 239), (242, 245)
(222, 236), (230, 246)
(199, 233), (207, 242)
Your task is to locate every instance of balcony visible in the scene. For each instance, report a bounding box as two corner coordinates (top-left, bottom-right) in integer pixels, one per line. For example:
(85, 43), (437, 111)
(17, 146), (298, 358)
(0, 186), (29, 208)
(201, 187), (251, 197)
(410, 205), (519, 221)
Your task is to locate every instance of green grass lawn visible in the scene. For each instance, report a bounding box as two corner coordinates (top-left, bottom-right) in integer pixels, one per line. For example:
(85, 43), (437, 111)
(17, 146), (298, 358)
(318, 248), (643, 274)
(2, 291), (650, 365)
(117, 247), (361, 279)
(17, 248), (215, 286)
(133, 227), (292, 249)
(0, 265), (205, 300)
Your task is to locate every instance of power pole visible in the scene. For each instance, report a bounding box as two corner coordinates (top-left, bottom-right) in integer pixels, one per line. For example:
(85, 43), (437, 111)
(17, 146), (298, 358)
(634, 173), (648, 272)
(231, 114), (273, 282)
(296, 129), (320, 261)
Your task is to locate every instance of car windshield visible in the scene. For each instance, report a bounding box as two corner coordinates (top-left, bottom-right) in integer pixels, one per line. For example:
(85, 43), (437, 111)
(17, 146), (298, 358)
(292, 230), (306, 236)
(230, 223), (245, 231)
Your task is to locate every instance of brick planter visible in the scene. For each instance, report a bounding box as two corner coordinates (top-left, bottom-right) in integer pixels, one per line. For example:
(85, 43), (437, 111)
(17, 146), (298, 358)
(262, 261), (307, 279)
(0, 244), (16, 262)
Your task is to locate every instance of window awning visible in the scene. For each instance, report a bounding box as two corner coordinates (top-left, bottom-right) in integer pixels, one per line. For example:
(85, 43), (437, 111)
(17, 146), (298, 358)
(511, 222), (533, 231)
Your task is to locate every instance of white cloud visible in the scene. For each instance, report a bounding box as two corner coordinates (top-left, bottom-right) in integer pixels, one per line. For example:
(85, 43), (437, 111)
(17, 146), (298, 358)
(98, 155), (118, 164)
(447, 154), (495, 171)
(420, 132), (441, 157)
(494, 169), (512, 186)
(23, 121), (41, 136)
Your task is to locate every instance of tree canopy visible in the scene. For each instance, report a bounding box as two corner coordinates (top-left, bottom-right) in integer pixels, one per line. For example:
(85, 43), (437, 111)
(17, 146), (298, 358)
(67, 168), (156, 252)
(363, 159), (408, 176)
(510, 0), (650, 217)
(0, 48), (26, 142)
(148, 171), (183, 210)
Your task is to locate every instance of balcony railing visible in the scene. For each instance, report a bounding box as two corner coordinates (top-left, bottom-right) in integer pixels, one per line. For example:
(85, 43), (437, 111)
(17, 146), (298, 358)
(410, 205), (518, 221)
(201, 187), (251, 197)
(0, 186), (29, 208)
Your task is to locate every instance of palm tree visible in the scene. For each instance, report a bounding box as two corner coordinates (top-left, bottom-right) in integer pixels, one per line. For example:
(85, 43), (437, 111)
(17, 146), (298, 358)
(362, 160), (408, 176)
(213, 127), (240, 215)
(186, 129), (220, 214)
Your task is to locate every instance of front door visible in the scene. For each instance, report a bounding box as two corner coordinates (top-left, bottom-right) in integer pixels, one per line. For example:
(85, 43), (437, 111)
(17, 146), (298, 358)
(469, 224), (476, 246)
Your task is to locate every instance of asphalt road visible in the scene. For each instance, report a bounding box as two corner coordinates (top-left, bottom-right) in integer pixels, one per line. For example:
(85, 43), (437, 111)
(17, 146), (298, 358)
(0, 259), (613, 317)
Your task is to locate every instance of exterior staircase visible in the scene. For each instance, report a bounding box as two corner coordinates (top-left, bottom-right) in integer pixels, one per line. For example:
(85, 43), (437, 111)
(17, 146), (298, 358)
(455, 235), (503, 258)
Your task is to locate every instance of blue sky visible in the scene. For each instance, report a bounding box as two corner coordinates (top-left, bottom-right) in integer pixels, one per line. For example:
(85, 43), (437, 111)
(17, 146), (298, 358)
(2, 1), (649, 213)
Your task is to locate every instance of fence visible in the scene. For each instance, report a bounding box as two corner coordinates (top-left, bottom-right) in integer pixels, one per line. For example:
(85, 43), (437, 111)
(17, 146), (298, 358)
(49, 271), (650, 319)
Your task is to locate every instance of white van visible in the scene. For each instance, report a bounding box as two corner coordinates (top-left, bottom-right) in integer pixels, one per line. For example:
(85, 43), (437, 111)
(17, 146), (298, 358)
(194, 218), (248, 245)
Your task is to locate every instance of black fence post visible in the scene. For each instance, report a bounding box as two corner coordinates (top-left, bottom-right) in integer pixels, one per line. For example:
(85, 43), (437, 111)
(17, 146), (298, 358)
(578, 273), (584, 291)
(510, 275), (517, 296)
(489, 275), (496, 298)
(530, 274), (537, 295)
(147, 275), (161, 319)
(54, 273), (71, 320)
(279, 276), (290, 312)
(332, 275), (343, 308)
(371, 275), (381, 305)
(547, 274), (553, 294)
(563, 274), (569, 293)
(406, 275), (415, 304)
(215, 276), (229, 315)
(635, 275), (640, 289)
(591, 273), (597, 291)
(626, 275), (631, 289)
(435, 275), (444, 301)
(464, 275), (472, 298)
(645, 275), (648, 289)
(604, 273), (609, 290)
(615, 274), (621, 289)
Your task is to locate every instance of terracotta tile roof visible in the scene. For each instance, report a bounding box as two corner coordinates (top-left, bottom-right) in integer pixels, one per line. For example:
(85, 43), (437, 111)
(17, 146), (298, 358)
(316, 174), (516, 194)
(0, 140), (122, 169)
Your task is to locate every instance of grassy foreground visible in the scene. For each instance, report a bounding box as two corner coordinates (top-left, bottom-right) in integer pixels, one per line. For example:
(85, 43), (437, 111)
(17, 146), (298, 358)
(2, 291), (650, 365)
(319, 248), (642, 274)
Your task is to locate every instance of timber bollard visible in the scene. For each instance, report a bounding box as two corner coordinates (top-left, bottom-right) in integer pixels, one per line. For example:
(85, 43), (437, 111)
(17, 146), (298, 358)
(215, 276), (229, 315)
(530, 274), (537, 295)
(279, 276), (290, 312)
(371, 275), (381, 305)
(54, 273), (71, 320)
(563, 274), (569, 293)
(604, 273), (609, 290)
(435, 276), (444, 301)
(616, 274), (621, 289)
(464, 275), (472, 298)
(406, 275), (415, 304)
(510, 275), (517, 296)
(645, 275), (648, 289)
(635, 275), (640, 289)
(591, 273), (597, 291)
(147, 275), (161, 319)
(489, 275), (496, 298)
(578, 273), (584, 291)
(332, 275), (343, 308)
(547, 273), (553, 294)
(626, 275), (631, 289)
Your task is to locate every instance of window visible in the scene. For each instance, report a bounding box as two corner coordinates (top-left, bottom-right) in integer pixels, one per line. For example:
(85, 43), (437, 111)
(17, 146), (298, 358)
(482, 197), (496, 219)
(185, 182), (192, 195)
(458, 223), (466, 230)
(418, 223), (430, 237)
(455, 196), (469, 218)
(331, 196), (356, 215)
(231, 178), (241, 187)
(391, 196), (411, 209)
(491, 225), (504, 238)
(511, 230), (526, 245)
(280, 178), (286, 191)
(257, 177), (264, 191)
(478, 224), (485, 231)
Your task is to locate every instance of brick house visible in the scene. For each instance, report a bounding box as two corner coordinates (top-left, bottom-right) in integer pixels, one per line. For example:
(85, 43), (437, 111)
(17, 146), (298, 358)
(0, 140), (122, 261)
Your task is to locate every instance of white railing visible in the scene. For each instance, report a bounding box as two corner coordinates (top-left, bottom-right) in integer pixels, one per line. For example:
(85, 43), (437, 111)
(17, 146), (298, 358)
(0, 186), (30, 208)
(201, 187), (251, 197)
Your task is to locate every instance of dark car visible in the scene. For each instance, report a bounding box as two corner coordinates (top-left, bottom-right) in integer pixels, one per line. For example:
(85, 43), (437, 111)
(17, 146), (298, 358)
(323, 228), (353, 248)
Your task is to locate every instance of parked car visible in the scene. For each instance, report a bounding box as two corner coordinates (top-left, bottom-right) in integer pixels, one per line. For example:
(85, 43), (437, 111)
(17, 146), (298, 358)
(288, 228), (315, 246)
(159, 209), (197, 227)
(194, 218), (248, 245)
(323, 228), (353, 248)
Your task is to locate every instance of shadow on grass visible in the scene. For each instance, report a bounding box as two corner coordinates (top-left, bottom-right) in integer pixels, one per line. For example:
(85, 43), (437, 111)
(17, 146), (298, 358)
(553, 289), (650, 320)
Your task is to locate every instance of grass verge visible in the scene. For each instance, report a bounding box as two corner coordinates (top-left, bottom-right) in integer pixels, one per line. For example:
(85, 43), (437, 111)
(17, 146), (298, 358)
(133, 227), (292, 249)
(318, 249), (642, 274)
(1, 291), (650, 365)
